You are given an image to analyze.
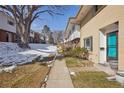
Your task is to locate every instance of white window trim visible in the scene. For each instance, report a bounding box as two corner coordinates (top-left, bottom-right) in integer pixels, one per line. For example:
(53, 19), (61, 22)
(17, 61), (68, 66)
(84, 36), (93, 51)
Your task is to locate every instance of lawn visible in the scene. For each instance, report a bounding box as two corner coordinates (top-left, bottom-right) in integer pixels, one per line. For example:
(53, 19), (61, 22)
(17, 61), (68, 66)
(65, 57), (94, 68)
(0, 62), (49, 88)
(71, 71), (124, 88)
(65, 57), (124, 88)
(65, 57), (82, 67)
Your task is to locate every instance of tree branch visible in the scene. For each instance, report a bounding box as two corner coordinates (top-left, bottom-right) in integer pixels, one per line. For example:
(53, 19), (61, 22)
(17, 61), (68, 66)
(33, 9), (63, 18)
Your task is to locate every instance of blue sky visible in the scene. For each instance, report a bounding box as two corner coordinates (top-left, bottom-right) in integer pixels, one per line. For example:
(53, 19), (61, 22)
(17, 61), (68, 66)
(31, 5), (80, 32)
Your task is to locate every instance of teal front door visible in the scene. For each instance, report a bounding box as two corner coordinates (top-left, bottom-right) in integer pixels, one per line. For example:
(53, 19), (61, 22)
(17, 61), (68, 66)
(107, 31), (118, 61)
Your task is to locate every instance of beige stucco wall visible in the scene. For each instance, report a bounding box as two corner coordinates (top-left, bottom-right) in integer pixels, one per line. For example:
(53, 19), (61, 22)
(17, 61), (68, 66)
(80, 8), (94, 27)
(80, 5), (124, 71)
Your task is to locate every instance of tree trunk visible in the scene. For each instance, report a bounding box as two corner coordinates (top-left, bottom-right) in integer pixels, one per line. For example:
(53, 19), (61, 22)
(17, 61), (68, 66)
(16, 22), (30, 48)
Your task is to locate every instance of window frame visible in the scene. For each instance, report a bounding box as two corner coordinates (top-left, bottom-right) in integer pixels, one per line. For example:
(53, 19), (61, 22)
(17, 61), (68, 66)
(84, 36), (93, 51)
(7, 20), (14, 26)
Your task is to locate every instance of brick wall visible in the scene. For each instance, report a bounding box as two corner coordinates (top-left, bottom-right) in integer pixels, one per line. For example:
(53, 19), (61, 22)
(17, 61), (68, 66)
(0, 29), (16, 42)
(34, 32), (41, 43)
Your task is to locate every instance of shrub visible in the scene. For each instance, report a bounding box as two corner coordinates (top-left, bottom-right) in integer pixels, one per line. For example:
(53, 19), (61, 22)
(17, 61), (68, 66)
(63, 47), (89, 59)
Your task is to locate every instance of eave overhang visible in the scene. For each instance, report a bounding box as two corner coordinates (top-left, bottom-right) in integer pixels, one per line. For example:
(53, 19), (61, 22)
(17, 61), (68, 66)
(71, 5), (93, 24)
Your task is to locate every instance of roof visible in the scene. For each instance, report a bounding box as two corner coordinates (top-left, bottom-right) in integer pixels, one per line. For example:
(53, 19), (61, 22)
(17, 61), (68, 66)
(73, 5), (93, 24)
(64, 6), (83, 39)
(64, 6), (83, 33)
(64, 5), (94, 37)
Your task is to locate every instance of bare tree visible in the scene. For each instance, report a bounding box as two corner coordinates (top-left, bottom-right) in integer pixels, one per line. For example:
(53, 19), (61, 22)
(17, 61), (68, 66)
(56, 31), (64, 43)
(42, 25), (50, 43)
(49, 32), (54, 44)
(0, 5), (65, 48)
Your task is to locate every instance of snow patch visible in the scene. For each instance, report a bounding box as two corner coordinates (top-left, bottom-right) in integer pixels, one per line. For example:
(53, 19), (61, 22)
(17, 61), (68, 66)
(0, 42), (57, 66)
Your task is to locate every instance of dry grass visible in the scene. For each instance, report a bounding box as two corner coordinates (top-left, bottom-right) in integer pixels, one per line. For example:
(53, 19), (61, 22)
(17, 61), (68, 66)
(65, 57), (82, 67)
(71, 71), (124, 88)
(65, 57), (124, 88)
(65, 57), (99, 72)
(0, 62), (49, 88)
(65, 57), (94, 67)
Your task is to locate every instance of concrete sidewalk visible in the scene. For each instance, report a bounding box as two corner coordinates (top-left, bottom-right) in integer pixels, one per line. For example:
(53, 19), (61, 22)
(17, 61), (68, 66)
(46, 59), (74, 88)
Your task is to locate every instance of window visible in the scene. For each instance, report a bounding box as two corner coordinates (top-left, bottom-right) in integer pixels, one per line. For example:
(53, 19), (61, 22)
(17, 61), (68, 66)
(8, 20), (14, 26)
(84, 36), (93, 51)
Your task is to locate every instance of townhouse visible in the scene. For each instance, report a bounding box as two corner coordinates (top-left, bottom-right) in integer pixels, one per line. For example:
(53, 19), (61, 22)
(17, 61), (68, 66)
(64, 17), (80, 48)
(30, 30), (44, 43)
(0, 12), (42, 44)
(68, 5), (124, 83)
(0, 12), (17, 42)
(34, 32), (42, 43)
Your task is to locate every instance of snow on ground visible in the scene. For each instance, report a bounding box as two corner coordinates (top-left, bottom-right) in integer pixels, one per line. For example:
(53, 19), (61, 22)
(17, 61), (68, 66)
(0, 42), (57, 66)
